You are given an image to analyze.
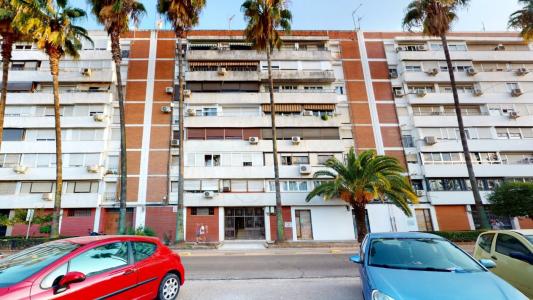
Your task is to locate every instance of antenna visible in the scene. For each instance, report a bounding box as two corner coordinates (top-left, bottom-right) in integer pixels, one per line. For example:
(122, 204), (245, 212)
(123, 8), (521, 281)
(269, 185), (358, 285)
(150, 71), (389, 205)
(482, 22), (486, 32)
(352, 4), (363, 31)
(228, 14), (236, 31)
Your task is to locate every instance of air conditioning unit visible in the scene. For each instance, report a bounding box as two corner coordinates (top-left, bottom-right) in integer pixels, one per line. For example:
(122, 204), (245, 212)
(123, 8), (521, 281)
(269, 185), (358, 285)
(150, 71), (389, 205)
(217, 67), (227, 76)
(86, 165), (100, 173)
(416, 190), (426, 197)
(516, 68), (529, 76)
(249, 136), (259, 144)
(416, 90), (427, 97)
(424, 136), (437, 145)
(186, 108), (196, 116)
(183, 89), (192, 97)
(394, 89), (404, 97)
(426, 68), (439, 76)
(42, 193), (54, 201)
(165, 87), (174, 94)
(93, 113), (106, 122)
(431, 111), (443, 116)
(81, 68), (92, 76)
(299, 164), (312, 175)
(509, 111), (520, 119)
(495, 44), (505, 51)
(302, 110), (314, 116)
(473, 88), (483, 96)
(395, 46), (406, 52)
(171, 139), (179, 147)
(161, 106), (172, 113)
(389, 70), (399, 79)
(466, 67), (478, 76)
(203, 191), (215, 198)
(511, 88), (523, 97)
(417, 45), (428, 51)
(291, 136), (301, 145)
(13, 165), (28, 174)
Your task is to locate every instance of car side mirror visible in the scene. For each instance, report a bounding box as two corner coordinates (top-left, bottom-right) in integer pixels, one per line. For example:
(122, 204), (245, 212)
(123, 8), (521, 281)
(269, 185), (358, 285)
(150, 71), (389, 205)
(509, 252), (533, 265)
(55, 272), (86, 294)
(349, 254), (362, 264)
(479, 259), (496, 269)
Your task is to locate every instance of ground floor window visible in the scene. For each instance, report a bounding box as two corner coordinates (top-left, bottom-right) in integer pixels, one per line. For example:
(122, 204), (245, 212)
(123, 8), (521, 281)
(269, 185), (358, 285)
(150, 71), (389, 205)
(224, 207), (264, 240)
(470, 206), (512, 230)
(415, 209), (434, 231)
(191, 207), (214, 216)
(67, 208), (92, 217)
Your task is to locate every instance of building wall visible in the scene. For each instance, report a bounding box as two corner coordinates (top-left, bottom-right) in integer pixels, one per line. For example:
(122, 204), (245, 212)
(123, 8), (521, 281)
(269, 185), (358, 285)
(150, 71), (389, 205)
(185, 207), (219, 242)
(434, 205), (471, 231)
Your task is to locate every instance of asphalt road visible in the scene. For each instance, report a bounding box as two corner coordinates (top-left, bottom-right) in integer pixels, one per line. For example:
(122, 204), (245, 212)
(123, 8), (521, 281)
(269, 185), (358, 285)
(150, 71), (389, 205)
(178, 254), (362, 300)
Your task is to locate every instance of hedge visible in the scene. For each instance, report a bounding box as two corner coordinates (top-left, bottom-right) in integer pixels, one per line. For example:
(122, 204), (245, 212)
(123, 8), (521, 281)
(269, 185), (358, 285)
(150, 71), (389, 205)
(429, 230), (486, 242)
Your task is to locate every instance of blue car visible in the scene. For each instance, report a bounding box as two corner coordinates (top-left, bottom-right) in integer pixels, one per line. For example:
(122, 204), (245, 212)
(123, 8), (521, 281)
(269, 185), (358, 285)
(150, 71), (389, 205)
(350, 232), (527, 300)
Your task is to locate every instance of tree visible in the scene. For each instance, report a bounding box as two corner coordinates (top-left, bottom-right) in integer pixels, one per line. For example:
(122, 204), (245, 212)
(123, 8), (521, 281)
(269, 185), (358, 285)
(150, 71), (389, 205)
(403, 0), (490, 229)
(509, 0), (533, 41)
(306, 149), (418, 242)
(157, 0), (206, 243)
(242, 0), (292, 242)
(488, 182), (533, 219)
(87, 0), (145, 235)
(12, 0), (92, 237)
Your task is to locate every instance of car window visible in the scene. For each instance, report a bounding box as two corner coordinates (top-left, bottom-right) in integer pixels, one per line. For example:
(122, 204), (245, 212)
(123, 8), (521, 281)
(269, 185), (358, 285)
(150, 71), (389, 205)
(69, 242), (129, 277)
(495, 234), (531, 257)
(525, 235), (533, 245)
(360, 236), (368, 262)
(478, 233), (495, 253)
(40, 263), (68, 289)
(132, 242), (157, 262)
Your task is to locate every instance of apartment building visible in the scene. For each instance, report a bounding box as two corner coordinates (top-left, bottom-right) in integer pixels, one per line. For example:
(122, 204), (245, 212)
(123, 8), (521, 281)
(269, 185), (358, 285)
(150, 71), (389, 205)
(1, 30), (531, 241)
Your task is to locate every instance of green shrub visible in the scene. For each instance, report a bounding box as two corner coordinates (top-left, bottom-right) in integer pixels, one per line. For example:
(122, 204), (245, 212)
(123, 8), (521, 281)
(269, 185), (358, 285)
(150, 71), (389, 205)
(429, 230), (485, 242)
(127, 226), (156, 237)
(39, 225), (51, 234)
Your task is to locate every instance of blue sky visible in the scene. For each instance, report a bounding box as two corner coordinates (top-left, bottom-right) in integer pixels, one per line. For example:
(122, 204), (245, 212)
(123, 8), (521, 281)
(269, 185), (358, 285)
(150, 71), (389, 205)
(72, 0), (521, 32)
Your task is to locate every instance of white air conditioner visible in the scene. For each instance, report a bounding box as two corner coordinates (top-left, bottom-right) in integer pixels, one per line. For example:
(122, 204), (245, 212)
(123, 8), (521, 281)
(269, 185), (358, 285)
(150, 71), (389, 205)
(161, 106), (172, 113)
(466, 67), (478, 76)
(203, 191), (215, 198)
(416, 190), (426, 197)
(186, 108), (196, 116)
(509, 111), (520, 119)
(516, 68), (529, 76)
(42, 193), (54, 201)
(416, 90), (427, 97)
(426, 68), (439, 76)
(417, 45), (428, 51)
(86, 165), (100, 173)
(183, 89), (192, 97)
(93, 113), (106, 122)
(291, 136), (301, 145)
(13, 165), (28, 174)
(165, 87), (174, 94)
(171, 139), (179, 147)
(303, 110), (314, 116)
(424, 136), (437, 145)
(249, 136), (259, 144)
(431, 111), (443, 116)
(394, 89), (404, 97)
(81, 68), (92, 76)
(474, 88), (483, 96)
(217, 67), (227, 76)
(495, 44), (505, 51)
(299, 164), (312, 175)
(511, 88), (523, 97)
(395, 46), (406, 52)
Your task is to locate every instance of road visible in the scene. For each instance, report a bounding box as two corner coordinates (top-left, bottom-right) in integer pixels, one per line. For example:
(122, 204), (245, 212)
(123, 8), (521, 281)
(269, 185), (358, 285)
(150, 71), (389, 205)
(178, 254), (362, 300)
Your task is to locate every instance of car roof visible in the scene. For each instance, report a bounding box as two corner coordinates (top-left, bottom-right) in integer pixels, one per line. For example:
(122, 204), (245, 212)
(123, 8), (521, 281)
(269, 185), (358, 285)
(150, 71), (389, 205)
(367, 232), (443, 239)
(58, 235), (160, 245)
(481, 229), (533, 235)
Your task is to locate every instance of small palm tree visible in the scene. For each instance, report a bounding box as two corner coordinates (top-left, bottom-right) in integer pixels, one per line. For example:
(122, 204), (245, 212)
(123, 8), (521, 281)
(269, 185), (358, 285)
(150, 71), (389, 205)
(87, 0), (145, 235)
(509, 0), (533, 41)
(306, 149), (418, 242)
(157, 0), (206, 243)
(12, 0), (92, 237)
(242, 0), (291, 242)
(403, 0), (490, 229)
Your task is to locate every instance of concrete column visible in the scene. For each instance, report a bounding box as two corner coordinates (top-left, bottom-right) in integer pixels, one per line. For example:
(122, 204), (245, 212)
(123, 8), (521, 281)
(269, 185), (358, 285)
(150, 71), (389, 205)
(219, 207), (225, 242)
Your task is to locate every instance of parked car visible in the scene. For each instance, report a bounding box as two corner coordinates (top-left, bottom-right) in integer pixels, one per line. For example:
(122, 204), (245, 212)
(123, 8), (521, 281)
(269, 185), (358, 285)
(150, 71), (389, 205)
(0, 235), (185, 299)
(473, 230), (533, 298)
(350, 232), (527, 300)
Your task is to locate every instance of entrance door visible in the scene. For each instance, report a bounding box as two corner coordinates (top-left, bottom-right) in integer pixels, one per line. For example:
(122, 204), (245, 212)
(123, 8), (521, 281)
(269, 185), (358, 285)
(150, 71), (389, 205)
(224, 207), (265, 240)
(295, 210), (313, 240)
(103, 208), (134, 234)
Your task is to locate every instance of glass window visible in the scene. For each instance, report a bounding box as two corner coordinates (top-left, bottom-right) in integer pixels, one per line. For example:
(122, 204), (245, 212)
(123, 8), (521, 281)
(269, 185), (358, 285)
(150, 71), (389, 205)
(69, 242), (129, 277)
(74, 182), (92, 193)
(3, 129), (25, 141)
(478, 233), (495, 253)
(132, 242), (157, 262)
(30, 182), (53, 193)
(317, 155), (334, 165)
(0, 182), (17, 195)
(40, 263), (68, 289)
(495, 234), (531, 257)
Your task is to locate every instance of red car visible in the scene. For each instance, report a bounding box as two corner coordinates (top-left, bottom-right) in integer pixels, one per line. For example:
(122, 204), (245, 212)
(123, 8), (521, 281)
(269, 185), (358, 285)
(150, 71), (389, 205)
(0, 235), (185, 299)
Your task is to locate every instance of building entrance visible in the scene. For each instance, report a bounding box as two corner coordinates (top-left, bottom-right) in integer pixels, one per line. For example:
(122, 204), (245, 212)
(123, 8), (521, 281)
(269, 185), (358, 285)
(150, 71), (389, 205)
(224, 207), (265, 240)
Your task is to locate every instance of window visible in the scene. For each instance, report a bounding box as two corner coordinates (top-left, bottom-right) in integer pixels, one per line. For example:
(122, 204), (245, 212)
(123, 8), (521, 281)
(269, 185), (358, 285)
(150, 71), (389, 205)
(132, 242), (157, 262)
(335, 86), (344, 95)
(0, 154), (21, 168)
(506, 82), (519, 92)
(304, 86), (323, 90)
(269, 180), (309, 192)
(201, 107), (217, 116)
(415, 209), (434, 231)
(204, 154), (221, 167)
(41, 263), (68, 289)
(401, 135), (415, 148)
(405, 65), (422, 72)
(317, 155), (334, 165)
(478, 233), (495, 253)
(69, 242), (129, 277)
(495, 234), (531, 257)
(67, 209), (92, 217)
(0, 182), (17, 195)
(281, 154), (310, 165)
(27, 182), (54, 193)
(65, 181), (98, 194)
(3, 129), (25, 141)
(191, 207), (215, 215)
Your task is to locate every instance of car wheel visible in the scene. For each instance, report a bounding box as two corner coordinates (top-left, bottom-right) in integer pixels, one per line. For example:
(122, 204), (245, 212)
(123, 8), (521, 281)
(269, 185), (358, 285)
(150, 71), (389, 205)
(158, 273), (180, 300)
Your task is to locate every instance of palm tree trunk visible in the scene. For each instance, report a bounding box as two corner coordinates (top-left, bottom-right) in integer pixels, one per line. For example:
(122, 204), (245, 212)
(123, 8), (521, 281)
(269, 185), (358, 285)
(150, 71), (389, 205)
(110, 29), (128, 235)
(266, 44), (284, 242)
(0, 34), (13, 150)
(353, 202), (367, 243)
(175, 35), (185, 243)
(441, 35), (490, 230)
(49, 53), (63, 238)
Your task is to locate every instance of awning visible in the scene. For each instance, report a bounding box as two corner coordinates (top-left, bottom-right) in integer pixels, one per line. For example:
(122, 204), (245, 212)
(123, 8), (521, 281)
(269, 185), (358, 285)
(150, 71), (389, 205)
(189, 61), (258, 67)
(262, 104), (302, 113)
(303, 104), (335, 111)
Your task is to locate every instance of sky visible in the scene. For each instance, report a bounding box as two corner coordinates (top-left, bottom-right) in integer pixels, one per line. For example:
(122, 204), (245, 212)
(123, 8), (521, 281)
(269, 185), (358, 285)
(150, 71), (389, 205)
(72, 0), (522, 32)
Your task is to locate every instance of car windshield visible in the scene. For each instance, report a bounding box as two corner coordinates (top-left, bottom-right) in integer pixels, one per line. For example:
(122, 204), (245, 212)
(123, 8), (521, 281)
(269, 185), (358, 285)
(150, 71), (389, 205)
(368, 238), (485, 272)
(0, 242), (80, 287)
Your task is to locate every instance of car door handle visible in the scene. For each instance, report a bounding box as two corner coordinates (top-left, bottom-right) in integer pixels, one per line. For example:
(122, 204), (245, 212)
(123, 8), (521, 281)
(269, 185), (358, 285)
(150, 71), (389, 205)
(123, 268), (136, 275)
(491, 256), (498, 260)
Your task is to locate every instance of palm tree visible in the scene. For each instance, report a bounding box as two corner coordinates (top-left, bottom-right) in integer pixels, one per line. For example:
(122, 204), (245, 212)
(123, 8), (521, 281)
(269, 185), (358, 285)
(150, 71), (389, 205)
(403, 0), (490, 230)
(509, 0), (533, 41)
(242, 0), (291, 242)
(87, 0), (145, 235)
(306, 149), (418, 242)
(12, 0), (92, 237)
(157, 0), (206, 243)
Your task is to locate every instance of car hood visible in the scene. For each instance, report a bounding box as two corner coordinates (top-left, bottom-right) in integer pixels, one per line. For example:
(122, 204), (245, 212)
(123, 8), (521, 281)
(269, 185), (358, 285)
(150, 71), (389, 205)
(367, 266), (527, 300)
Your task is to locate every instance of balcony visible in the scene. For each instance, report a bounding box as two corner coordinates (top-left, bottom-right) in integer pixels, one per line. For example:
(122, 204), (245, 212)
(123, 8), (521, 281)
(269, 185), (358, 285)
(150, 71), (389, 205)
(4, 116), (109, 129)
(187, 49), (332, 61)
(182, 140), (346, 153)
(397, 50), (533, 62)
(412, 115), (533, 128)
(0, 166), (104, 181)
(0, 141), (106, 154)
(418, 138), (533, 152)
(7, 68), (114, 83)
(187, 91), (340, 105)
(185, 115), (340, 128)
(6, 91), (113, 105)
(427, 191), (492, 205)
(422, 163), (533, 178)
(261, 70), (336, 83)
(0, 193), (101, 209)
(405, 92), (522, 105)
(186, 70), (260, 81)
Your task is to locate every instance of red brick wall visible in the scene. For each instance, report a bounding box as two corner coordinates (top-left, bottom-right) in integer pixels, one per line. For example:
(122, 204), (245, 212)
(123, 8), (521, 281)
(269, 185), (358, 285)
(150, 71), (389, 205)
(145, 206), (177, 241)
(60, 209), (95, 237)
(435, 205), (471, 231)
(269, 206), (293, 241)
(518, 217), (533, 229)
(186, 207), (219, 242)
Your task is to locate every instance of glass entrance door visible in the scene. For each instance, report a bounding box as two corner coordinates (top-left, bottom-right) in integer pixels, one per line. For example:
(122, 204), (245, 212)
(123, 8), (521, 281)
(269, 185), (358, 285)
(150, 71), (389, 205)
(224, 207), (265, 240)
(295, 210), (313, 240)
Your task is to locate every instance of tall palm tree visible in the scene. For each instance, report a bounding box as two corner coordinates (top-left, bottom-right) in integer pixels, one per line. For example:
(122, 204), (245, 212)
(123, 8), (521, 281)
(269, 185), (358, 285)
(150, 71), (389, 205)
(403, 0), (490, 229)
(242, 0), (291, 242)
(157, 0), (206, 243)
(306, 149), (418, 242)
(509, 0), (533, 41)
(12, 0), (92, 237)
(87, 0), (145, 235)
